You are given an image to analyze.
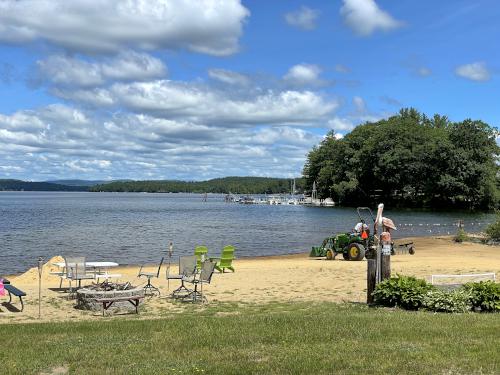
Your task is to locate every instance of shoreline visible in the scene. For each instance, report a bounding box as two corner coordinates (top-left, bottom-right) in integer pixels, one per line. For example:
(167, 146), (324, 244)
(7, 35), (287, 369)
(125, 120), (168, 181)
(1, 235), (499, 324)
(0, 236), (440, 278)
(0, 235), (486, 278)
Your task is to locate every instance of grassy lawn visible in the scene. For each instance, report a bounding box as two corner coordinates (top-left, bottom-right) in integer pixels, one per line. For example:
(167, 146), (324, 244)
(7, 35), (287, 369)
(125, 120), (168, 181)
(1, 302), (499, 374)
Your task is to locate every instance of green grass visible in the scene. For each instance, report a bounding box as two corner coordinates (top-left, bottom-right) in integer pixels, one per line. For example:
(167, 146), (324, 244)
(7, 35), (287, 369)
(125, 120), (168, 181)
(1, 302), (499, 374)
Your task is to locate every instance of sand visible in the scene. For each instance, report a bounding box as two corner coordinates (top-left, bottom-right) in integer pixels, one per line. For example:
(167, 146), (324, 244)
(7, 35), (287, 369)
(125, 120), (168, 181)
(1, 236), (499, 323)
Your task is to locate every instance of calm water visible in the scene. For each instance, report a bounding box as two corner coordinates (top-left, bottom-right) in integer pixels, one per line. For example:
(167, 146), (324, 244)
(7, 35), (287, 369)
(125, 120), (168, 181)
(0, 192), (495, 275)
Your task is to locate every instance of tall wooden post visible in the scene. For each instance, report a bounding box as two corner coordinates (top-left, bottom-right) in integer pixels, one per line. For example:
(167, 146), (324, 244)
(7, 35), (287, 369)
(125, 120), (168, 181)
(37, 256), (43, 319)
(167, 242), (173, 291)
(367, 259), (377, 304)
(381, 254), (391, 281)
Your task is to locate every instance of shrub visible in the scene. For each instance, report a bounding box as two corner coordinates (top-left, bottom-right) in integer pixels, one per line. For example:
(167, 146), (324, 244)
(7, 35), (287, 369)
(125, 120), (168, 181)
(462, 281), (500, 312)
(423, 289), (472, 313)
(373, 275), (434, 310)
(485, 218), (500, 241)
(453, 228), (468, 243)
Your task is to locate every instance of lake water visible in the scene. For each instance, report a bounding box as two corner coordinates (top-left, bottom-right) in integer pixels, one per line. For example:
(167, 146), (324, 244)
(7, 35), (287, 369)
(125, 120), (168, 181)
(0, 192), (495, 275)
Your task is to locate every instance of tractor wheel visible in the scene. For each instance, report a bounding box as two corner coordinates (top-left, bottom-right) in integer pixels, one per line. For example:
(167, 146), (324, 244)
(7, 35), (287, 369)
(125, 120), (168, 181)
(342, 252), (349, 260)
(326, 249), (334, 260)
(346, 243), (365, 261)
(408, 245), (415, 255)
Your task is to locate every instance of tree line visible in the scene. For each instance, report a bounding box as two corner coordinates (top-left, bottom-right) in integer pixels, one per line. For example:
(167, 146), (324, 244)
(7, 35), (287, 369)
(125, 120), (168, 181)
(303, 108), (499, 209)
(0, 179), (87, 191)
(90, 177), (305, 194)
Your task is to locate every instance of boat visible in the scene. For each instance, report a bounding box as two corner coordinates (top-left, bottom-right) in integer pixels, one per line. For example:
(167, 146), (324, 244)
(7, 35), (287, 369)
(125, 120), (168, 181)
(268, 195), (280, 205)
(288, 179), (299, 204)
(240, 196), (256, 204)
(321, 198), (335, 207)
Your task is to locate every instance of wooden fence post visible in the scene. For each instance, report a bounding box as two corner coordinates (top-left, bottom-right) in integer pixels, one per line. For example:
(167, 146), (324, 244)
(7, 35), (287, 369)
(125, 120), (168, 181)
(367, 259), (377, 304)
(381, 254), (391, 281)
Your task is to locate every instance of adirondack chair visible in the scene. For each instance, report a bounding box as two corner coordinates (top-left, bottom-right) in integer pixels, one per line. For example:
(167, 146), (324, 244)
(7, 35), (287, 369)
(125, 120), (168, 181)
(210, 245), (235, 273)
(194, 245), (208, 270)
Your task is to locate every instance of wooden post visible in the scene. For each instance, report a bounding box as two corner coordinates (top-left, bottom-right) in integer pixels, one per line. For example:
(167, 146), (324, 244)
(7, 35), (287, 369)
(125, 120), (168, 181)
(167, 242), (174, 291)
(381, 254), (391, 281)
(367, 259), (377, 304)
(38, 256), (43, 319)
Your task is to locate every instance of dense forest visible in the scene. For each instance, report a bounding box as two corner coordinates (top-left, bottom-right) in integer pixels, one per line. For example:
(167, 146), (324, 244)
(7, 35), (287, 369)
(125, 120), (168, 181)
(0, 179), (87, 191)
(303, 108), (500, 209)
(90, 177), (305, 194)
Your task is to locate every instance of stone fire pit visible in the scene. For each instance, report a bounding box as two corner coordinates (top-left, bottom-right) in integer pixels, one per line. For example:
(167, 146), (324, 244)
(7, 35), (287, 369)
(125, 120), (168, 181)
(76, 282), (145, 312)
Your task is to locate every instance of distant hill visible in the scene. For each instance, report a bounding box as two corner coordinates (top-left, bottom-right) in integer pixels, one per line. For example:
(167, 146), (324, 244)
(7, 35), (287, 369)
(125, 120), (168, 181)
(46, 179), (108, 187)
(90, 177), (306, 194)
(0, 179), (88, 192)
(0, 177), (305, 194)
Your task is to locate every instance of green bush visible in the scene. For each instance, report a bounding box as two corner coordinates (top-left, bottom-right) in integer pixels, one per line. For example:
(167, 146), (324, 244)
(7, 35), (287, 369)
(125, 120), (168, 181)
(485, 218), (500, 241)
(423, 289), (472, 313)
(373, 275), (434, 310)
(462, 281), (500, 312)
(453, 228), (468, 242)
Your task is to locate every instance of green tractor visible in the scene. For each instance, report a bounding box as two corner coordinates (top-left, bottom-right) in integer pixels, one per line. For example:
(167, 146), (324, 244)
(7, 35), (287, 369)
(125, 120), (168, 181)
(309, 207), (378, 261)
(310, 207), (415, 260)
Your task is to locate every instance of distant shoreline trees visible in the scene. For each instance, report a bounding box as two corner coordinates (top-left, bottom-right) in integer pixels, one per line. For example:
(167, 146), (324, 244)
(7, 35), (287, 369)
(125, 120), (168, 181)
(90, 177), (305, 195)
(303, 108), (499, 209)
(0, 177), (306, 195)
(0, 179), (87, 192)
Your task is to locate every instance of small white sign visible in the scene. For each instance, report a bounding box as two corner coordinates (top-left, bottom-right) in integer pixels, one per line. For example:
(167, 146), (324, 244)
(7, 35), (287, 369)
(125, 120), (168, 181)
(382, 244), (391, 255)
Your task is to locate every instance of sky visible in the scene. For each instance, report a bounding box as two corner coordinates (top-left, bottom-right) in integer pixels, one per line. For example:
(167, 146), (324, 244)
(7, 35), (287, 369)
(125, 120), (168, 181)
(0, 0), (499, 181)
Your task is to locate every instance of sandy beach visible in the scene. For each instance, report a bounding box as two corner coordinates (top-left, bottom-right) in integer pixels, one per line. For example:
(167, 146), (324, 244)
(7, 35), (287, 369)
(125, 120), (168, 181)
(1, 236), (499, 324)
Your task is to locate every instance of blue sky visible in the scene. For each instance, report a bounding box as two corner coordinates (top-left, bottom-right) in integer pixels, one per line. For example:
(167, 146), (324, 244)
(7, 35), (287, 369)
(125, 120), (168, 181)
(0, 0), (498, 181)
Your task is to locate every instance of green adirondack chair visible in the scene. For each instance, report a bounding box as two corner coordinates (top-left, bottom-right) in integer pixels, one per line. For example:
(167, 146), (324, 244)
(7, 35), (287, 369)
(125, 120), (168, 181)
(210, 245), (235, 273)
(194, 245), (208, 269)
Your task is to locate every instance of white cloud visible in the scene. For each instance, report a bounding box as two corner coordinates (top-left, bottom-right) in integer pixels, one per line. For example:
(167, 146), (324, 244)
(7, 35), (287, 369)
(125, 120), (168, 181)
(327, 117), (355, 132)
(208, 68), (249, 85)
(284, 6), (320, 30)
(352, 96), (384, 123)
(0, 0), (249, 56)
(0, 165), (23, 172)
(101, 51), (167, 81)
(0, 105), (324, 180)
(284, 64), (324, 86)
(64, 159), (111, 172)
(327, 96), (388, 134)
(455, 62), (491, 82)
(340, 0), (402, 36)
(51, 88), (115, 107)
(353, 96), (367, 113)
(37, 57), (104, 87)
(100, 80), (338, 126)
(37, 51), (167, 87)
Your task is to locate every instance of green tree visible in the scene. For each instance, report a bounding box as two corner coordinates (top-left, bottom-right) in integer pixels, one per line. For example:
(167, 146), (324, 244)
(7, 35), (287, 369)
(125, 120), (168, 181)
(303, 108), (499, 209)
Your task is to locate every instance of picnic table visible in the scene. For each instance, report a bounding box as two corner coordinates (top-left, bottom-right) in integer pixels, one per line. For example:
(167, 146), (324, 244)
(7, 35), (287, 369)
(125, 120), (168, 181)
(52, 261), (121, 285)
(53, 261), (119, 269)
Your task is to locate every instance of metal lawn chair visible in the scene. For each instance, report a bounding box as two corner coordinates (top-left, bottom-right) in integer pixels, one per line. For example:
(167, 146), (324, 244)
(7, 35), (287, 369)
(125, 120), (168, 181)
(182, 260), (216, 303)
(63, 256), (95, 296)
(168, 255), (197, 298)
(138, 257), (164, 296)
